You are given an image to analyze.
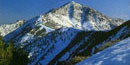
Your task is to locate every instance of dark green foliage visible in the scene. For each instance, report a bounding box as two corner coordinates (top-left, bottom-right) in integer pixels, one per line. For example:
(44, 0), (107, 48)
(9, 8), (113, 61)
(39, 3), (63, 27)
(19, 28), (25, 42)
(0, 36), (29, 65)
(10, 48), (29, 65)
(0, 36), (11, 65)
(94, 39), (120, 54)
(66, 56), (88, 65)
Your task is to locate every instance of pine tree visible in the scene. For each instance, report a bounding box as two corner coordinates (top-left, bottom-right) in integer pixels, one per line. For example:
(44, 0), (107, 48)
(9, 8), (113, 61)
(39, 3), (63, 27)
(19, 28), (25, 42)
(0, 36), (10, 65)
(0, 36), (29, 65)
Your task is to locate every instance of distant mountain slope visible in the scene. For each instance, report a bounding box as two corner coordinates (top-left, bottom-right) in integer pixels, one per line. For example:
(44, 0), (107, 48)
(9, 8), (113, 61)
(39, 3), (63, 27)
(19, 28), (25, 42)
(0, 20), (25, 36)
(76, 37), (130, 65)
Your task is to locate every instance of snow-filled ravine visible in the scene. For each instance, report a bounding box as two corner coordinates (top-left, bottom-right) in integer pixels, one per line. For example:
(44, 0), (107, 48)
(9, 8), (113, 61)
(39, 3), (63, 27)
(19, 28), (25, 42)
(77, 37), (130, 65)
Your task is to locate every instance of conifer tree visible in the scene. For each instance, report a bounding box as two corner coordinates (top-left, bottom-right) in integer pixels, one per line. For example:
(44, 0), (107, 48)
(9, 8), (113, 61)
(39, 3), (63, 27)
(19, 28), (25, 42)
(0, 36), (29, 65)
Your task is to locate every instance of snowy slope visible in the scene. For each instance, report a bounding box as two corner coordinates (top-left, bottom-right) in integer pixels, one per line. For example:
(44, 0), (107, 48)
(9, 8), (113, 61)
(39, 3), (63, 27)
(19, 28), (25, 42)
(0, 20), (25, 36)
(92, 20), (130, 54)
(32, 28), (80, 65)
(44, 20), (130, 65)
(3, 15), (81, 65)
(76, 20), (130, 57)
(47, 31), (94, 65)
(34, 20), (129, 65)
(18, 27), (80, 65)
(77, 37), (130, 65)
(54, 20), (130, 65)
(3, 19), (80, 65)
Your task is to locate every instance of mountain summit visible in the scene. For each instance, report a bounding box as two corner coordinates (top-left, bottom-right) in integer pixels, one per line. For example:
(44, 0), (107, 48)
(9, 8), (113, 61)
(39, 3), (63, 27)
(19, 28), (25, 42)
(40, 1), (124, 31)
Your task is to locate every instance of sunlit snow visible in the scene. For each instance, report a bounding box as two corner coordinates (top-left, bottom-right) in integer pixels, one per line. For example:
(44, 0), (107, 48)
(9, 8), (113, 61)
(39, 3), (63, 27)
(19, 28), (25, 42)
(77, 37), (130, 65)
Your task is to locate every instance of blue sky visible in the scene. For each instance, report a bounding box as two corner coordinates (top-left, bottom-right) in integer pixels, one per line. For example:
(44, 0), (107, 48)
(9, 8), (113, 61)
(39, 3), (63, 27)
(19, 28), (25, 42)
(0, 0), (130, 24)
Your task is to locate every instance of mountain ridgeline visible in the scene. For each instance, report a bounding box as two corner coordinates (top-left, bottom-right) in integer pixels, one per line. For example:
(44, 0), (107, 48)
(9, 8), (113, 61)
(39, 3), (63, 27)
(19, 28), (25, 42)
(0, 20), (25, 37)
(0, 1), (130, 65)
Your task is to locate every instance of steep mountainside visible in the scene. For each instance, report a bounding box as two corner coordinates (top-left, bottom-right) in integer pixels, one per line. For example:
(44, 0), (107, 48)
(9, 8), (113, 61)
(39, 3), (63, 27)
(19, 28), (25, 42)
(3, 16), (80, 65)
(77, 37), (130, 65)
(47, 20), (130, 65)
(2, 1), (128, 65)
(78, 20), (130, 57)
(0, 20), (25, 36)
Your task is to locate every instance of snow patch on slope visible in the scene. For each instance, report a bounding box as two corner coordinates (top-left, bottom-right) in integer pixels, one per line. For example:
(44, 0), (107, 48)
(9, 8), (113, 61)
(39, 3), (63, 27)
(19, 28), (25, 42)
(77, 37), (130, 65)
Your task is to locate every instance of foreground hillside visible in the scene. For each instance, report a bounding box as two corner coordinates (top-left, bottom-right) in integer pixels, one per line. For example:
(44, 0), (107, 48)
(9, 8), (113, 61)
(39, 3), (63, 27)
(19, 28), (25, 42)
(77, 37), (130, 65)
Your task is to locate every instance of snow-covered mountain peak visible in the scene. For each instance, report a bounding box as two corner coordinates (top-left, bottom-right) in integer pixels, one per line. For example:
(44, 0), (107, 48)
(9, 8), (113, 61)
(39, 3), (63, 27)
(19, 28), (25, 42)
(68, 1), (83, 8)
(39, 1), (124, 31)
